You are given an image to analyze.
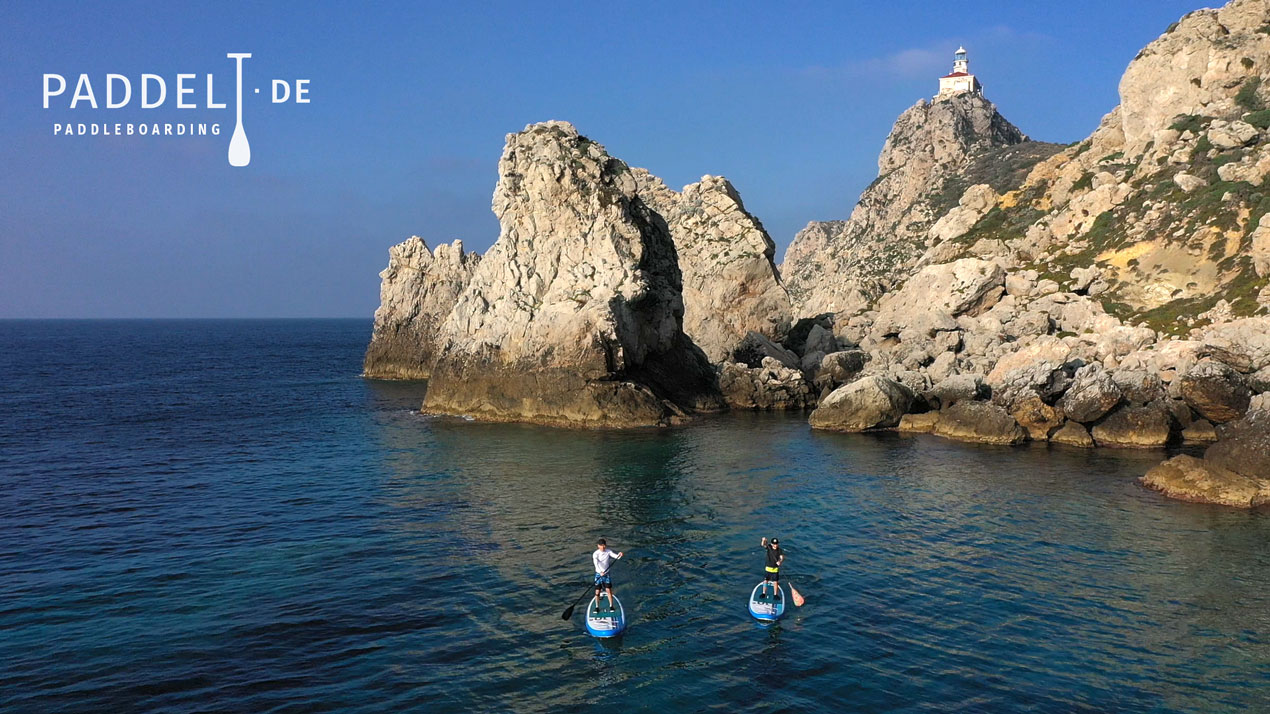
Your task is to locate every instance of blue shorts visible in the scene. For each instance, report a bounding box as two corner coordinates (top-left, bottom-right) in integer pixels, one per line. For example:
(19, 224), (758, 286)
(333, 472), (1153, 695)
(594, 574), (612, 587)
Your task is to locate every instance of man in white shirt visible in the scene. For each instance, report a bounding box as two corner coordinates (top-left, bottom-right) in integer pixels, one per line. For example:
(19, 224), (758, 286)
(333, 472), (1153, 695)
(592, 538), (624, 612)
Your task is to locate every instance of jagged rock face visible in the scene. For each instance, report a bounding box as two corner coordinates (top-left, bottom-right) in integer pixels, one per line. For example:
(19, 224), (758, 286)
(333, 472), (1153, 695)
(929, 0), (1270, 330)
(1119, 0), (1270, 154)
(717, 358), (814, 411)
(364, 237), (479, 380)
(783, 92), (1028, 317)
(422, 121), (722, 427)
(633, 171), (792, 362)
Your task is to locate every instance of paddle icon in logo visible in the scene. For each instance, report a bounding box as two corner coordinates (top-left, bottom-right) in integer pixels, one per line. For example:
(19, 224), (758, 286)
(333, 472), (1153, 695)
(227, 53), (251, 167)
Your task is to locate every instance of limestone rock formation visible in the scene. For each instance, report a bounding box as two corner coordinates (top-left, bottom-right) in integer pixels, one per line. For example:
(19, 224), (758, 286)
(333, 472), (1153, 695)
(634, 171), (793, 362)
(783, 92), (1035, 317)
(814, 350), (869, 395)
(1141, 455), (1270, 508)
(921, 0), (1270, 329)
(422, 121), (722, 427)
(718, 358), (814, 411)
(1057, 365), (1123, 424)
(809, 376), (914, 432)
(1205, 410), (1270, 479)
(364, 237), (480, 379)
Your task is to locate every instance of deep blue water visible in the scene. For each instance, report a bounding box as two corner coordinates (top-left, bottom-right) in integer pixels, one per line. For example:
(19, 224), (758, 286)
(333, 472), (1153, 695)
(2, 319), (1269, 713)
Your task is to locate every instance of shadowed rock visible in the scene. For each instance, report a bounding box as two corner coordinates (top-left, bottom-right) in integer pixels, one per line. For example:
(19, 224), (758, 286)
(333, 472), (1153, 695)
(1091, 404), (1174, 448)
(1180, 361), (1251, 424)
(422, 121), (723, 427)
(933, 401), (1026, 445)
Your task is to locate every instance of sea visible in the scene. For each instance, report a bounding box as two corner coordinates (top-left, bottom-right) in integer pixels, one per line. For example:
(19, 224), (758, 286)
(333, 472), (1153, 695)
(2, 319), (1268, 713)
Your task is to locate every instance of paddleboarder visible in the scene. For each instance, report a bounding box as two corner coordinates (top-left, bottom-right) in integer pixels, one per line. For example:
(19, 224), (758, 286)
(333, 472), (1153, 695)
(592, 538), (623, 612)
(760, 536), (784, 598)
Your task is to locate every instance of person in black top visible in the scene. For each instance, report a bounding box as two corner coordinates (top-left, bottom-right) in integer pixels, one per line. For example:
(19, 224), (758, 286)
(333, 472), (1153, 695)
(760, 536), (784, 599)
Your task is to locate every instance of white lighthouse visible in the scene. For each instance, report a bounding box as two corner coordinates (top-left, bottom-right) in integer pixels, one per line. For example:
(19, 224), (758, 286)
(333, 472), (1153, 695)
(938, 46), (982, 97)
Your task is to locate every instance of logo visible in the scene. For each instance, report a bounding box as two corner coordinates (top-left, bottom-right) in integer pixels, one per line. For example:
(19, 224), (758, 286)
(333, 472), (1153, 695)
(42, 53), (311, 167)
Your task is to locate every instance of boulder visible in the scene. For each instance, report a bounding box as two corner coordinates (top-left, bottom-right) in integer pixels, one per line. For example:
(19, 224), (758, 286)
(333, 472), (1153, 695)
(1050, 421), (1095, 448)
(1112, 369), (1166, 406)
(986, 336), (1072, 386)
(1173, 172), (1206, 193)
(1205, 411), (1270, 480)
(814, 350), (869, 394)
(1090, 404), (1174, 448)
(1180, 360), (1251, 423)
(423, 121), (722, 427)
(1010, 396), (1065, 440)
(933, 401), (1027, 445)
(1206, 120), (1258, 150)
(991, 358), (1079, 411)
(717, 359), (814, 411)
(809, 376), (915, 432)
(1141, 455), (1270, 508)
(1069, 266), (1100, 293)
(364, 237), (480, 380)
(1058, 364), (1123, 423)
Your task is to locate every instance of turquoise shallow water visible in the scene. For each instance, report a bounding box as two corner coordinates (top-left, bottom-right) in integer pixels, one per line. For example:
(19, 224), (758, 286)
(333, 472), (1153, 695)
(2, 319), (1269, 713)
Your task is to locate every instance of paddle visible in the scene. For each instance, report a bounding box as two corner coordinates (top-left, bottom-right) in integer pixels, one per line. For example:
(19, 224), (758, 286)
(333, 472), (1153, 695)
(561, 559), (619, 621)
(788, 578), (806, 607)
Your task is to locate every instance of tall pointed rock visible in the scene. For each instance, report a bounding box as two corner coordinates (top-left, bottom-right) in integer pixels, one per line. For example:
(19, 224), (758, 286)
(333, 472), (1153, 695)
(422, 121), (722, 427)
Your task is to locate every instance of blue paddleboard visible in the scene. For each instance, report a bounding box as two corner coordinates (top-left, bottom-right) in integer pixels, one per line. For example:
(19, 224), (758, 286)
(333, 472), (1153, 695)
(585, 593), (626, 638)
(749, 581), (785, 622)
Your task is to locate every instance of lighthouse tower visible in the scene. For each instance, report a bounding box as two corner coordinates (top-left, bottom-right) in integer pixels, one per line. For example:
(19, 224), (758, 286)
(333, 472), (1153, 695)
(938, 47), (982, 97)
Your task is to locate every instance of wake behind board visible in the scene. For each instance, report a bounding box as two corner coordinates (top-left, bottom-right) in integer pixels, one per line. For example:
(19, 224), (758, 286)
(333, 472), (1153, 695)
(749, 581), (785, 622)
(585, 593), (626, 638)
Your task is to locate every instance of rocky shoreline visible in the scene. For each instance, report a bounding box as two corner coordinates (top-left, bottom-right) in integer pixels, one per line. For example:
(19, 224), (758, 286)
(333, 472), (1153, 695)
(366, 0), (1270, 506)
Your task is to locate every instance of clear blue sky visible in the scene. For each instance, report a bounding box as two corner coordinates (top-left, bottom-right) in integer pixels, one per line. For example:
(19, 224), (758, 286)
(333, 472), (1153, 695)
(0, 0), (1202, 318)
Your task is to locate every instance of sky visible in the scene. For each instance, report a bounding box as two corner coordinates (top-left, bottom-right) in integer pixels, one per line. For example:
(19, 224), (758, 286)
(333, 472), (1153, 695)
(0, 0), (1206, 318)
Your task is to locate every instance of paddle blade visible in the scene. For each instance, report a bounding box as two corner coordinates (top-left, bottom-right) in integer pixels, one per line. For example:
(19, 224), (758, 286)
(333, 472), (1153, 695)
(561, 604), (576, 621)
(790, 583), (806, 607)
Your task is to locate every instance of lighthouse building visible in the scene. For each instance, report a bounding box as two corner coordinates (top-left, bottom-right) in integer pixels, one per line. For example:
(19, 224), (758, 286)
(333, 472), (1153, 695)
(937, 47), (982, 97)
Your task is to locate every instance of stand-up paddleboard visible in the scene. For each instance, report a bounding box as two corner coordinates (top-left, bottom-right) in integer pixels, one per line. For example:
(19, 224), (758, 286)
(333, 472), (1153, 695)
(749, 581), (785, 622)
(585, 593), (626, 638)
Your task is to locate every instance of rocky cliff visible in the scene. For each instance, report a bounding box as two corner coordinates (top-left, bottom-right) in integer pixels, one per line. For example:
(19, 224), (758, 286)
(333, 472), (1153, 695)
(633, 171), (793, 362)
(782, 92), (1051, 317)
(363, 237), (479, 379)
(927, 0), (1270, 330)
(420, 121), (723, 427)
(366, 0), (1269, 501)
(803, 0), (1270, 506)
